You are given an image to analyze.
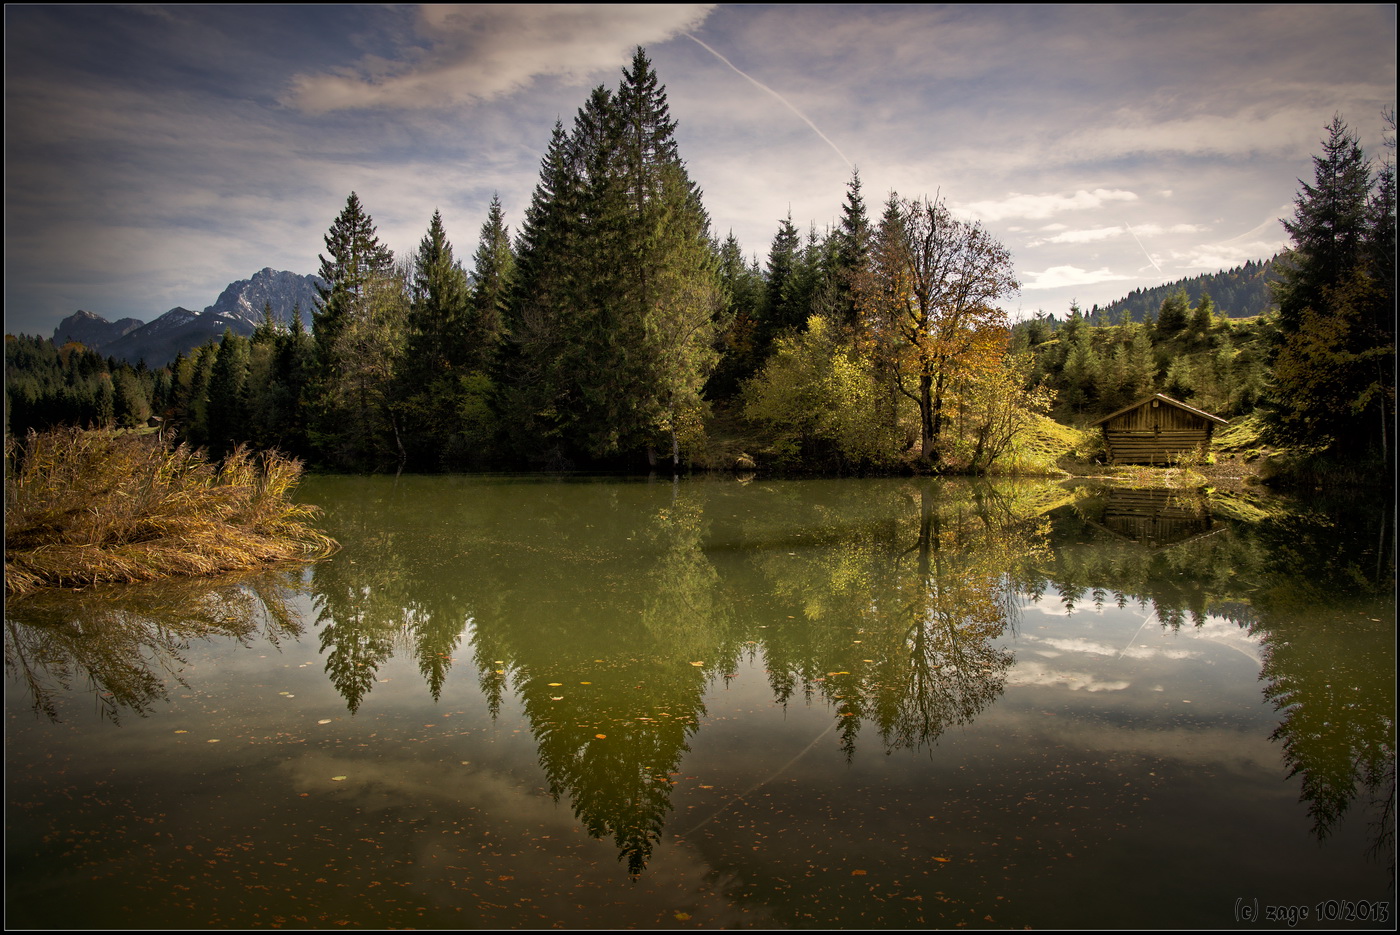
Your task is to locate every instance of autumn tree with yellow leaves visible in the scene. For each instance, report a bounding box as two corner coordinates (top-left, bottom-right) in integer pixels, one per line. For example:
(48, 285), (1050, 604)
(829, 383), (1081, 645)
(855, 194), (1020, 467)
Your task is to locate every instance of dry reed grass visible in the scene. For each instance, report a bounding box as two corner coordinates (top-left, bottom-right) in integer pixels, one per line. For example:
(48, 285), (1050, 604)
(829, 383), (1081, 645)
(5, 427), (337, 596)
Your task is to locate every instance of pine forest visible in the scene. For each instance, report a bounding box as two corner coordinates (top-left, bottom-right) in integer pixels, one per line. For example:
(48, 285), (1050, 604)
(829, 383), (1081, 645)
(5, 52), (1395, 485)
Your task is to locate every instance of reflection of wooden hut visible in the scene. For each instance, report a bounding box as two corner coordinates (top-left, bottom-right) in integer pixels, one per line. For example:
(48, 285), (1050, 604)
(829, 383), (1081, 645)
(1090, 394), (1228, 465)
(1096, 487), (1213, 545)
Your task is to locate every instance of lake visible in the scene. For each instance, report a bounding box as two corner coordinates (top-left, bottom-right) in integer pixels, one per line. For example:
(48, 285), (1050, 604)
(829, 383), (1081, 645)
(5, 474), (1394, 929)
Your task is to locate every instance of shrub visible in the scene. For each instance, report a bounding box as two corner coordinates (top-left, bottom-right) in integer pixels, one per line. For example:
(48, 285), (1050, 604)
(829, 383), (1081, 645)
(5, 427), (337, 596)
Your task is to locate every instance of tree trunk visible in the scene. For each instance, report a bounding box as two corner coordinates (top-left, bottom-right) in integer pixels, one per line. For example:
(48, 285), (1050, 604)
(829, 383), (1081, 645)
(919, 371), (935, 460)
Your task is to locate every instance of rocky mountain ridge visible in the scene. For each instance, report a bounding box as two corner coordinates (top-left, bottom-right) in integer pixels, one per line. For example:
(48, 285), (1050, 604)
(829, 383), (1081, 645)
(49, 268), (324, 366)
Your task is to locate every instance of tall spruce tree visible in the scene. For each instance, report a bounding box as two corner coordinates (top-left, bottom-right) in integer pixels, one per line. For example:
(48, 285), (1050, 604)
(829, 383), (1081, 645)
(505, 121), (585, 462)
(467, 194), (515, 373)
(833, 168), (872, 329)
(1274, 116), (1373, 334)
(314, 193), (395, 381)
(755, 213), (803, 361)
(505, 48), (719, 466)
(1267, 115), (1394, 469)
(407, 209), (471, 375)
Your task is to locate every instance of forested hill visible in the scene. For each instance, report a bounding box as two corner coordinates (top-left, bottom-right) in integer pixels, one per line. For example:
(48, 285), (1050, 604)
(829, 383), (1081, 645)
(1087, 255), (1279, 324)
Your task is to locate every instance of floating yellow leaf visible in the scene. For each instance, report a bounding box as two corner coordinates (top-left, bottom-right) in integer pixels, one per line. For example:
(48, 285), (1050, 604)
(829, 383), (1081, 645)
(173, 730), (188, 734)
(331, 776), (347, 782)
(318, 719), (332, 725)
(548, 683), (563, 687)
(595, 733), (607, 739)
(689, 661), (704, 667)
(674, 913), (691, 921)
(207, 739), (220, 743)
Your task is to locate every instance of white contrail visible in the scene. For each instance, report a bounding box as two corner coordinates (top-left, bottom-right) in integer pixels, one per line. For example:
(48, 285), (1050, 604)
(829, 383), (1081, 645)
(684, 33), (853, 170)
(1123, 222), (1162, 273)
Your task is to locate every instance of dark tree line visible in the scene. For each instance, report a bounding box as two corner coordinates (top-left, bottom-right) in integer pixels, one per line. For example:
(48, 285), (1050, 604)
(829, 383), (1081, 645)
(7, 72), (1391, 481)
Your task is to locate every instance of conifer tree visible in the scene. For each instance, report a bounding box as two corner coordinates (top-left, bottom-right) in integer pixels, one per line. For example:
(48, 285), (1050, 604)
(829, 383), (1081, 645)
(310, 193), (403, 467)
(763, 214), (803, 337)
(1274, 116), (1372, 334)
(1154, 288), (1189, 338)
(407, 209), (471, 377)
(1267, 115), (1394, 469)
(506, 49), (719, 466)
(467, 194), (515, 372)
(314, 192), (396, 377)
(205, 329), (249, 458)
(505, 120), (585, 461)
(833, 168), (871, 328)
(706, 231), (763, 400)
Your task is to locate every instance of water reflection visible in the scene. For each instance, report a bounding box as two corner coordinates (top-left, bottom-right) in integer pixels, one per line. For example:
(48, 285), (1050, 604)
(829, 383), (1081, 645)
(1026, 484), (1396, 868)
(4, 568), (305, 723)
(5, 475), (1393, 886)
(296, 478), (1070, 873)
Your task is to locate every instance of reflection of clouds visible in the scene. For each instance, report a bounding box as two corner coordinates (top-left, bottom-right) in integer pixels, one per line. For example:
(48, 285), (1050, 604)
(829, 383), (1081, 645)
(1007, 660), (1131, 692)
(1188, 616), (1264, 667)
(274, 752), (765, 927)
(1027, 635), (1198, 661)
(1039, 637), (1120, 656)
(1121, 645), (1196, 660)
(1018, 596), (1264, 667)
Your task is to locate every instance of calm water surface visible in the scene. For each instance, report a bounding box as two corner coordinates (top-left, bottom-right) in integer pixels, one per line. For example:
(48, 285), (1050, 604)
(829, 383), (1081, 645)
(6, 475), (1395, 929)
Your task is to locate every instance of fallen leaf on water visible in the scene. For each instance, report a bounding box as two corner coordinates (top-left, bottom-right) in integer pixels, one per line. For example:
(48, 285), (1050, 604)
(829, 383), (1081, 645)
(207, 739), (220, 743)
(674, 913), (691, 921)
(595, 734), (607, 739)
(852, 869), (867, 876)
(318, 719), (332, 725)
(548, 683), (563, 687)
(933, 857), (950, 862)
(331, 776), (347, 782)
(174, 730), (188, 734)
(690, 661), (704, 667)
(551, 696), (564, 701)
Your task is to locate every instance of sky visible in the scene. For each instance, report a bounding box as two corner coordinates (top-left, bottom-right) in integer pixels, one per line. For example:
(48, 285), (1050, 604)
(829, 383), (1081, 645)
(4, 4), (1396, 338)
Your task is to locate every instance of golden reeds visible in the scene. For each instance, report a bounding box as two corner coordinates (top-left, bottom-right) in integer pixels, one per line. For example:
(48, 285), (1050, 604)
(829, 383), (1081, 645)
(5, 427), (338, 596)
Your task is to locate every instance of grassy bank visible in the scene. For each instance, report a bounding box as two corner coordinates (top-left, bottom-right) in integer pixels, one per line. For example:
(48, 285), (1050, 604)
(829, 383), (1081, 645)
(5, 427), (337, 597)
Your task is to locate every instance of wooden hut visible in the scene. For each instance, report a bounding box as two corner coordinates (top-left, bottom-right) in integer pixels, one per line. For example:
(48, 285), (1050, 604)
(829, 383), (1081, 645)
(1090, 393), (1228, 465)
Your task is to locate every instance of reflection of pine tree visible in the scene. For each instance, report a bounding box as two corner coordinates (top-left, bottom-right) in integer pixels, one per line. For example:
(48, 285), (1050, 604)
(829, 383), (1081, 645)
(1245, 498), (1396, 859)
(454, 479), (728, 875)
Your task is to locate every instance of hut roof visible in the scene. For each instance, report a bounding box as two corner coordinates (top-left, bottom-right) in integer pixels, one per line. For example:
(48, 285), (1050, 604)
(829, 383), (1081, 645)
(1089, 393), (1229, 428)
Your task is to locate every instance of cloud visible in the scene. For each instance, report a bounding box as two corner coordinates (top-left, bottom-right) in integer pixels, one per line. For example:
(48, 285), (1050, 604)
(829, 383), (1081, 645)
(963, 188), (1139, 222)
(1025, 222), (1207, 247)
(1021, 265), (1133, 291)
(283, 5), (715, 114)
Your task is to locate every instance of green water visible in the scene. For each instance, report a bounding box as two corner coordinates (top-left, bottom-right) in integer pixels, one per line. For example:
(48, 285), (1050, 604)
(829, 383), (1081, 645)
(5, 475), (1395, 929)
